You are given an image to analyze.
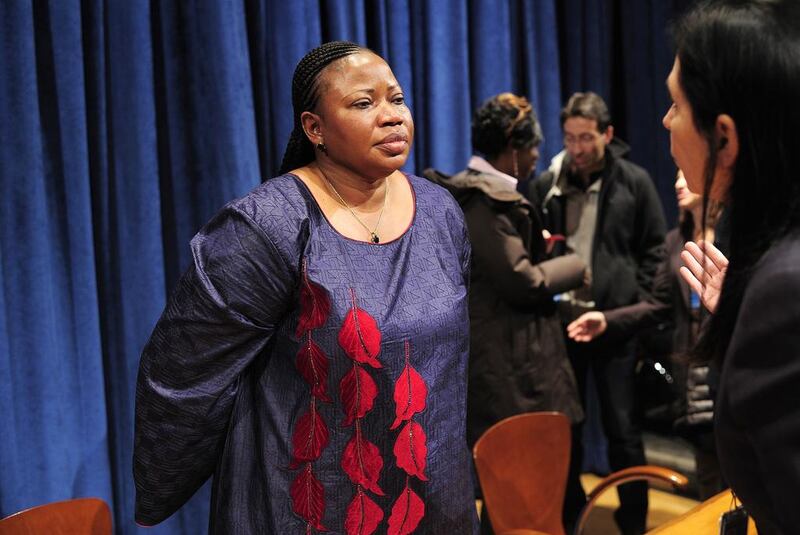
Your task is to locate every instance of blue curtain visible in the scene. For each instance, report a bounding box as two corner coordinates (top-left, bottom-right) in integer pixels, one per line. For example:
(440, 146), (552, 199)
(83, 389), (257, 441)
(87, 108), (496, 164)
(1, 1), (694, 534)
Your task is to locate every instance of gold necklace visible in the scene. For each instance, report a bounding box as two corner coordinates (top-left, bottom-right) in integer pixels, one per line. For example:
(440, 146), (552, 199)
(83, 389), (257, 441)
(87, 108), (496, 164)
(321, 171), (389, 244)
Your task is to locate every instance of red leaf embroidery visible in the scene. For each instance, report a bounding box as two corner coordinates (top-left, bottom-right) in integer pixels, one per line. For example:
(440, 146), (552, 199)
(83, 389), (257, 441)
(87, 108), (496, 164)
(344, 487), (384, 535)
(393, 421), (428, 481)
(390, 361), (427, 430)
(296, 335), (332, 402)
(387, 482), (425, 535)
(296, 262), (331, 339)
(340, 365), (378, 427)
(290, 463), (328, 531)
(338, 289), (382, 368)
(290, 403), (330, 468)
(341, 427), (385, 496)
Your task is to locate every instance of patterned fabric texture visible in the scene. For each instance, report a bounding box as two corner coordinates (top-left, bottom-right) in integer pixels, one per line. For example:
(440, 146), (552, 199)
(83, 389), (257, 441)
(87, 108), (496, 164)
(133, 174), (478, 534)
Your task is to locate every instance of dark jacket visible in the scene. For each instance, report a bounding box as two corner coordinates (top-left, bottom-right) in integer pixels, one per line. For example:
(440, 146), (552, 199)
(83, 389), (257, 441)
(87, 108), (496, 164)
(602, 227), (689, 344)
(715, 231), (800, 535)
(601, 227), (716, 428)
(528, 139), (666, 351)
(425, 167), (586, 446)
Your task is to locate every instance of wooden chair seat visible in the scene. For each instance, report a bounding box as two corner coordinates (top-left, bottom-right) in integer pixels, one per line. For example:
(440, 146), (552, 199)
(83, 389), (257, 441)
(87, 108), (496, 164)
(0, 497), (112, 535)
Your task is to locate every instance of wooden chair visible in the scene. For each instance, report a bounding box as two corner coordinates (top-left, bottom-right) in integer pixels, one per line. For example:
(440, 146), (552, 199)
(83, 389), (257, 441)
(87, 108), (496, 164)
(0, 497), (112, 535)
(473, 412), (689, 535)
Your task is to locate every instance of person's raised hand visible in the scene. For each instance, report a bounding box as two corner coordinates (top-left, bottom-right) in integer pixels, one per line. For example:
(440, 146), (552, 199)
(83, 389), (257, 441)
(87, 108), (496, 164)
(566, 311), (607, 342)
(679, 240), (728, 314)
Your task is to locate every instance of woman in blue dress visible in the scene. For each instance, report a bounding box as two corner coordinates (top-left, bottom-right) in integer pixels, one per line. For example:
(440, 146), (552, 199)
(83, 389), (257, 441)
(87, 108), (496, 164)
(133, 41), (478, 534)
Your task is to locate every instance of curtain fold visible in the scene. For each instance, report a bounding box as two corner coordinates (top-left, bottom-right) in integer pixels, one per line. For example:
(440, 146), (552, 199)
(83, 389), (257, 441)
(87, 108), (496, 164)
(1, 2), (690, 534)
(1, 0), (113, 520)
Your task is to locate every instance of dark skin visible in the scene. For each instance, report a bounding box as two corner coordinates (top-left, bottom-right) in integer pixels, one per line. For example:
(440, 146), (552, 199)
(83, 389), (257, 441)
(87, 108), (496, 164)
(487, 143), (540, 181)
(488, 142), (555, 250)
(291, 51), (416, 244)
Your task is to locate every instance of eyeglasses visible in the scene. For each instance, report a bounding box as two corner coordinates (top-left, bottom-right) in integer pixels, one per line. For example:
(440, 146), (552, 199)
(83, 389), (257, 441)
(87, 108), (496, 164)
(563, 133), (600, 147)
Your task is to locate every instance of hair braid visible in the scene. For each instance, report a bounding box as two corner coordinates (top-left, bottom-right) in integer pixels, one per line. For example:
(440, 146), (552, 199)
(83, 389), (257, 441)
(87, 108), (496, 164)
(278, 41), (363, 175)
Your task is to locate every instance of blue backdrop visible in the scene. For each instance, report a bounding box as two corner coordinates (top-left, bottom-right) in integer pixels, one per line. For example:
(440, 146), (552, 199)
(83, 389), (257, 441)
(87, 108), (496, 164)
(1, 1), (690, 533)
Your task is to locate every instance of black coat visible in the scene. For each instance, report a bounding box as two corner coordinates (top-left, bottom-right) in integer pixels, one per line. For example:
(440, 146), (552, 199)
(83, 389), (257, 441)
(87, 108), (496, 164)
(599, 227), (680, 344)
(715, 231), (800, 535)
(528, 140), (666, 351)
(601, 227), (717, 428)
(425, 168), (586, 446)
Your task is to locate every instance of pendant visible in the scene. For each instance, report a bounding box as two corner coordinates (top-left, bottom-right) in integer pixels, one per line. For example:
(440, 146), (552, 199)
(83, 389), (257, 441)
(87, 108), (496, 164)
(370, 233), (380, 244)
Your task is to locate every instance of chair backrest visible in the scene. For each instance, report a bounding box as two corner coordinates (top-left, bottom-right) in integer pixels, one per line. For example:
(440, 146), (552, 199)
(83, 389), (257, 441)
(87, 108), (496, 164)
(0, 497), (112, 535)
(473, 411), (570, 535)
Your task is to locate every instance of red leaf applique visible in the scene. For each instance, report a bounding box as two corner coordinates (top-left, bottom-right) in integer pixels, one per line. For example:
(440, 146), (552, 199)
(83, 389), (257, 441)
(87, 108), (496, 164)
(290, 403), (330, 469)
(296, 260), (331, 339)
(390, 346), (427, 429)
(290, 463), (328, 531)
(341, 426), (385, 496)
(340, 365), (379, 427)
(338, 289), (382, 368)
(387, 481), (425, 535)
(344, 487), (384, 535)
(296, 335), (332, 402)
(393, 421), (428, 481)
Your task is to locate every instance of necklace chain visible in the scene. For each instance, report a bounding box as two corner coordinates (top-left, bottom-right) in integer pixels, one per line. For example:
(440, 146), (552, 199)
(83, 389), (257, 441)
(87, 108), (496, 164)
(320, 171), (389, 244)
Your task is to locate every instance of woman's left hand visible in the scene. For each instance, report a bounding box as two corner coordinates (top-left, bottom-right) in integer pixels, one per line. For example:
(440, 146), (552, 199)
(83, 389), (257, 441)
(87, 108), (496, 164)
(679, 240), (728, 314)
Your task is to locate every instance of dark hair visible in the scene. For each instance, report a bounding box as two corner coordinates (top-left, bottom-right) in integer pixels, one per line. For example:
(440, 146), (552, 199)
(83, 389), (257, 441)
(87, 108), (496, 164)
(674, 0), (800, 362)
(471, 93), (543, 159)
(278, 41), (365, 175)
(560, 92), (612, 131)
(677, 170), (722, 243)
(678, 202), (722, 243)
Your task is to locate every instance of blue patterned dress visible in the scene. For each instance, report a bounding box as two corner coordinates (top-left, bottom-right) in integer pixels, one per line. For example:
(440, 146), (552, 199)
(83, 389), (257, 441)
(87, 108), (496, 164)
(133, 174), (478, 534)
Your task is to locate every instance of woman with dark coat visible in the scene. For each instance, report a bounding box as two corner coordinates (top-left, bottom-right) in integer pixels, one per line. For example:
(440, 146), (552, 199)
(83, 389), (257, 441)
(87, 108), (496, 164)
(664, 1), (800, 533)
(425, 93), (586, 532)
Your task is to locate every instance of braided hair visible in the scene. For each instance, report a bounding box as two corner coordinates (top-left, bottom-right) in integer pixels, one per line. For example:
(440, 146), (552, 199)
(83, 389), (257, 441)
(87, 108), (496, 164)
(471, 93), (543, 160)
(278, 41), (364, 175)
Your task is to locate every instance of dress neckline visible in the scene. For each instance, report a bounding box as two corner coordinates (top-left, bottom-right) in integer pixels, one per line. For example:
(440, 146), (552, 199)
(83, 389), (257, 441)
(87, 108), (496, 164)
(288, 173), (418, 246)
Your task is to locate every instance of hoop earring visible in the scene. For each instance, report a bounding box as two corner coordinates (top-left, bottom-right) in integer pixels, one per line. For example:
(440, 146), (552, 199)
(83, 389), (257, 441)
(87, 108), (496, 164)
(512, 149), (519, 179)
(316, 142), (328, 155)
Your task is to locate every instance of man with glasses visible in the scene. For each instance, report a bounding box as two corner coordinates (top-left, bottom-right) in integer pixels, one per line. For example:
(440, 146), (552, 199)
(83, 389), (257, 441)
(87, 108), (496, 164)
(528, 92), (666, 535)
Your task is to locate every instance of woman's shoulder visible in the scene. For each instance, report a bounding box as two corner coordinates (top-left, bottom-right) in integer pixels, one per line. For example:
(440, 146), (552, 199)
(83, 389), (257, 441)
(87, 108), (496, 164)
(197, 174), (311, 266)
(220, 174), (311, 236)
(408, 173), (470, 255)
(735, 232), (800, 325)
(408, 173), (465, 220)
(228, 173), (308, 218)
(408, 172), (458, 202)
(749, 232), (800, 289)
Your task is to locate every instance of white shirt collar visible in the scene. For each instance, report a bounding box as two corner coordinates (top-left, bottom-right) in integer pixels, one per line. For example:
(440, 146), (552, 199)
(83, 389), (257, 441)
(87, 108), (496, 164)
(467, 155), (518, 189)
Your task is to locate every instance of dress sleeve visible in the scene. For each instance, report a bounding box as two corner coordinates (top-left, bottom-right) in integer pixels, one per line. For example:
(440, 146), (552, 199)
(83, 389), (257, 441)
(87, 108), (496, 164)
(133, 205), (297, 526)
(468, 200), (585, 309)
(458, 211), (472, 288)
(725, 262), (800, 532)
